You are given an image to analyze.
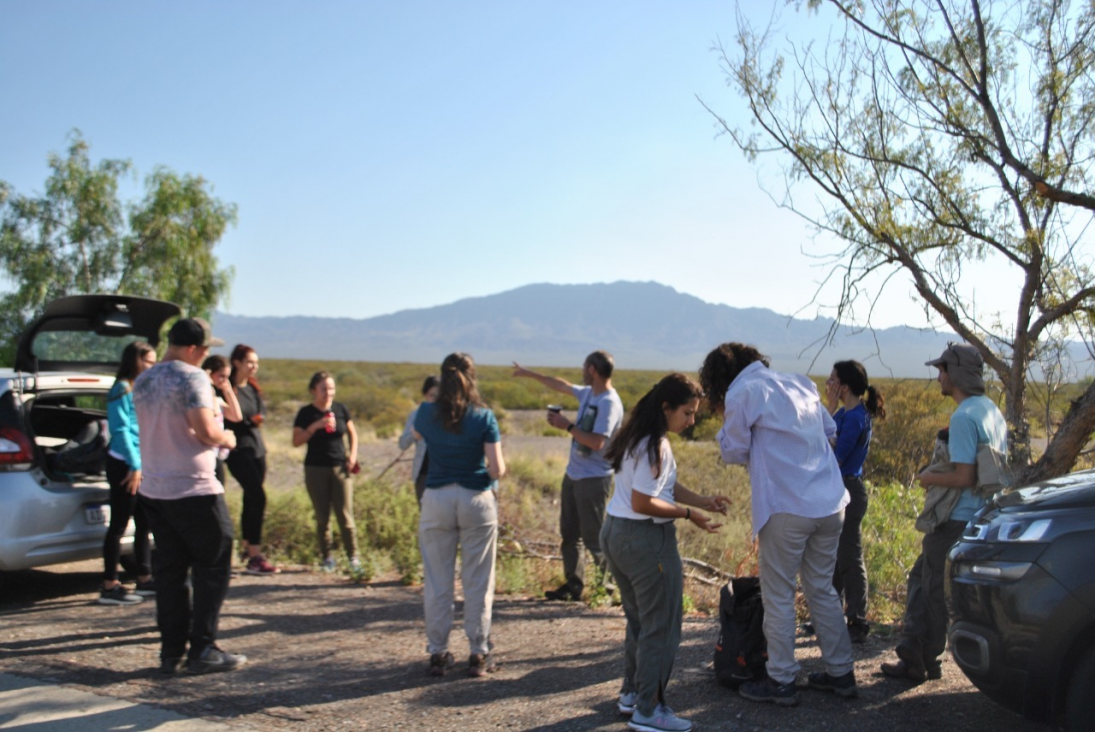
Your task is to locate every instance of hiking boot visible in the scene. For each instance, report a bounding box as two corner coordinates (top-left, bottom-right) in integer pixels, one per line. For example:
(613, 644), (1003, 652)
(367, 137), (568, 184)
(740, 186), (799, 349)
(739, 676), (799, 707)
(925, 660), (943, 680)
(808, 670), (858, 698)
(244, 555), (279, 575)
(627, 703), (693, 732)
(467, 653), (497, 677)
(98, 584), (143, 606)
(186, 645), (247, 675)
(134, 578), (157, 597)
(321, 557), (337, 572)
(848, 621), (870, 644)
(427, 651), (455, 677)
(544, 584), (581, 602)
(881, 644), (928, 682)
(617, 691), (637, 715)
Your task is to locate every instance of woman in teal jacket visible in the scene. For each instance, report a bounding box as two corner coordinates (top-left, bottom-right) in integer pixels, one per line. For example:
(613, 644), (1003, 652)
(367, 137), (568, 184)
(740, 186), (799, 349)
(99, 340), (158, 605)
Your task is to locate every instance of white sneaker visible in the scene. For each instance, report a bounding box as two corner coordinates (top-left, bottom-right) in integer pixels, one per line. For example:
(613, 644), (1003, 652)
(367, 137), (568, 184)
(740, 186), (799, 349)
(618, 691), (637, 715)
(628, 704), (693, 732)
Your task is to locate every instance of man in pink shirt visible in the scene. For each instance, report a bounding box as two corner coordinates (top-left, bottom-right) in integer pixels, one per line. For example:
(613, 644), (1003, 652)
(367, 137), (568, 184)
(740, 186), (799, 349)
(134, 318), (245, 675)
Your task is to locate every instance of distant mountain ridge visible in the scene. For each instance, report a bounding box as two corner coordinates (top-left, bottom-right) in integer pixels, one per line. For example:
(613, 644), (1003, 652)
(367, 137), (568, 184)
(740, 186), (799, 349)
(211, 281), (958, 378)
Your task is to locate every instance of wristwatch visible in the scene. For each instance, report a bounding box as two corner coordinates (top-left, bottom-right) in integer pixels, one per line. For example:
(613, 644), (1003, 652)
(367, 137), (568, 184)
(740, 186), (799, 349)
(566, 423), (576, 433)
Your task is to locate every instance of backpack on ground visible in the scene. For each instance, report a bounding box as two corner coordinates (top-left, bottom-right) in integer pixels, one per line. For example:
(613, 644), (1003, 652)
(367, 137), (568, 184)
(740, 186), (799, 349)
(713, 576), (768, 689)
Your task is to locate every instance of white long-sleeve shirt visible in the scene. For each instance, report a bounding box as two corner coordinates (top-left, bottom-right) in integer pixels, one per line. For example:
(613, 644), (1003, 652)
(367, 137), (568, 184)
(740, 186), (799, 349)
(717, 361), (848, 537)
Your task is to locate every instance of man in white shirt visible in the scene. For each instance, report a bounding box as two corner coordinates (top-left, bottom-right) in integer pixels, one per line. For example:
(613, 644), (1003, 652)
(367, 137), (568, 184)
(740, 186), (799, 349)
(700, 342), (856, 706)
(513, 351), (624, 601)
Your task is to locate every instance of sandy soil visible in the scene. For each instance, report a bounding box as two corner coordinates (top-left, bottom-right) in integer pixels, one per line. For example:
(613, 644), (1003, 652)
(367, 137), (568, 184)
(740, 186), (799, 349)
(0, 560), (1037, 732)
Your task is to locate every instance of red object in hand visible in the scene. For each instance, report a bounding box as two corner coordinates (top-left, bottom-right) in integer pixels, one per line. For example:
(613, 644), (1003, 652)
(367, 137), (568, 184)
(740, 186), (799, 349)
(252, 414), (264, 427)
(350, 463), (361, 475)
(325, 411), (336, 433)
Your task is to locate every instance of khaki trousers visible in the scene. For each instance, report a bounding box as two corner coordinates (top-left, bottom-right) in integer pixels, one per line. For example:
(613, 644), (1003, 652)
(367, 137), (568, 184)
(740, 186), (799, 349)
(419, 484), (498, 656)
(758, 511), (854, 684)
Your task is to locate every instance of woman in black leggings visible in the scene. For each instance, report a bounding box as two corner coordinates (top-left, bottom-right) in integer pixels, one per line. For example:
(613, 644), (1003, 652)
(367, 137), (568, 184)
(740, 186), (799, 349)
(99, 340), (158, 605)
(225, 344), (278, 575)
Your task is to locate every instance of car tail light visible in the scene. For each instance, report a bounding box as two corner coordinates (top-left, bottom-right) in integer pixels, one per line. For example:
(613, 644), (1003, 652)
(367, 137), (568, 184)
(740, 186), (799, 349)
(0, 426), (34, 465)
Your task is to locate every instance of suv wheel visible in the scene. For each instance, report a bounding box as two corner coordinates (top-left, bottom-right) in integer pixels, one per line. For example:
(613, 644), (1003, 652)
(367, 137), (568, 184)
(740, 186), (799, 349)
(1067, 646), (1095, 731)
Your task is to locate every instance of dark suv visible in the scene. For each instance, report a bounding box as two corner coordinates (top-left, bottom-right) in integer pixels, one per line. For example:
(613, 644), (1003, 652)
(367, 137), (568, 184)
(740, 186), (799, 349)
(947, 470), (1095, 730)
(0, 295), (180, 572)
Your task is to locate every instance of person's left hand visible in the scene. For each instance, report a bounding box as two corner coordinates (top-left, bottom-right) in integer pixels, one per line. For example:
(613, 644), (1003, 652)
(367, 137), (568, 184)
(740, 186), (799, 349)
(123, 469), (142, 495)
(690, 511), (723, 533)
(546, 410), (570, 431)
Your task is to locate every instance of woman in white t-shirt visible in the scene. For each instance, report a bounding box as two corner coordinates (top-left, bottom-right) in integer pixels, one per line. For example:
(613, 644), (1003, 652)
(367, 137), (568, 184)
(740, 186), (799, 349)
(601, 373), (730, 732)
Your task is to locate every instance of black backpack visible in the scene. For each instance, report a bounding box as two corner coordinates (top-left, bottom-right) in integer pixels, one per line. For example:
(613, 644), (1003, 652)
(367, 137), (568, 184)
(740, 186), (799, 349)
(47, 419), (109, 477)
(713, 576), (768, 689)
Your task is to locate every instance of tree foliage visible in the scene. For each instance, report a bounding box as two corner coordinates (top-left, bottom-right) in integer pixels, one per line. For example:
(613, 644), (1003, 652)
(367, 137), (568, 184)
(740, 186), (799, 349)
(0, 131), (236, 364)
(707, 0), (1095, 481)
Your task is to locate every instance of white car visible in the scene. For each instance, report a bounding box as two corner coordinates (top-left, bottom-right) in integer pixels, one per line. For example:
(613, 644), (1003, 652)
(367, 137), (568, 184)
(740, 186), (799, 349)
(0, 295), (181, 572)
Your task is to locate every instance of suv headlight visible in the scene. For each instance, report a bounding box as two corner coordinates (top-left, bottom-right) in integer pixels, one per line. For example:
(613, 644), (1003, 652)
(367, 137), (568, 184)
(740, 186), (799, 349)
(962, 516), (1054, 543)
(996, 518), (1053, 542)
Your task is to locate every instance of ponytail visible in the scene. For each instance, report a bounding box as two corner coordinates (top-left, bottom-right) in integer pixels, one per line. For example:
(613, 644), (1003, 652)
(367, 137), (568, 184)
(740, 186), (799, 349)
(436, 353), (484, 433)
(864, 384), (886, 419)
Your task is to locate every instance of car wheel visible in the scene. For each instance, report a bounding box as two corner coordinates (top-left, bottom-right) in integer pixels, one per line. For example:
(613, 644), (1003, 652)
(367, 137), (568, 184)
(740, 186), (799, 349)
(1066, 646), (1095, 732)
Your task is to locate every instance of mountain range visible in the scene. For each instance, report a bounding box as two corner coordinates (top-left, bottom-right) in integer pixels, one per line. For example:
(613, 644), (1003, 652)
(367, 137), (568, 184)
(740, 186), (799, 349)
(211, 281), (958, 378)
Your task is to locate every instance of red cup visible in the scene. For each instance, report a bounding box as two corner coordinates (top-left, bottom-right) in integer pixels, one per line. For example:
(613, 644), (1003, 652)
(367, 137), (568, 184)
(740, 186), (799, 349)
(325, 411), (335, 433)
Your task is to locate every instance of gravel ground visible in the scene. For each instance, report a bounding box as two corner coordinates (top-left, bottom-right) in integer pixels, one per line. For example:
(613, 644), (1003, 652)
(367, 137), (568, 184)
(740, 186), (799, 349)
(0, 561), (1038, 731)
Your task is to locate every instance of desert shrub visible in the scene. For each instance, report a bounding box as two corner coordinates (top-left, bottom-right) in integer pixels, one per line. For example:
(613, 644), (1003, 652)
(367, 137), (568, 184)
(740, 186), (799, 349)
(863, 380), (951, 486)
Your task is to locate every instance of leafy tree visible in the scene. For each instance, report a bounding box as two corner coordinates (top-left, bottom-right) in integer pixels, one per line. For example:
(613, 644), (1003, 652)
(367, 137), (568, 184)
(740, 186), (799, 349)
(707, 0), (1095, 481)
(0, 131), (236, 364)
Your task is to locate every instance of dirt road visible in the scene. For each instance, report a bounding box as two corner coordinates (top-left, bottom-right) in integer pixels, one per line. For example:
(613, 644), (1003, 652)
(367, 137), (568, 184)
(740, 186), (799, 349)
(0, 561), (1036, 731)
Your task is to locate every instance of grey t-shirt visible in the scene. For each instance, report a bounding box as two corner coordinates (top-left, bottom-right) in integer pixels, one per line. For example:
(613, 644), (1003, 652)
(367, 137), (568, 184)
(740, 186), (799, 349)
(566, 385), (624, 479)
(133, 360), (222, 500)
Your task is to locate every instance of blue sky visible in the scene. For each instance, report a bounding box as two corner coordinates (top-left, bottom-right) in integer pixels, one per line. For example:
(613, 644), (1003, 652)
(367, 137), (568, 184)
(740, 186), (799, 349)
(1, 2), (1010, 328)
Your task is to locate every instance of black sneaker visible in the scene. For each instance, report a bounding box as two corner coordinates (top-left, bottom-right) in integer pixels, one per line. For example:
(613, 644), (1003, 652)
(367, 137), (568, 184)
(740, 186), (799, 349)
(134, 579), (157, 597)
(427, 651), (455, 677)
(808, 670), (858, 698)
(848, 621), (870, 644)
(544, 584), (581, 602)
(186, 645), (247, 675)
(739, 676), (799, 706)
(98, 584), (143, 605)
(159, 656), (183, 675)
(467, 653), (497, 677)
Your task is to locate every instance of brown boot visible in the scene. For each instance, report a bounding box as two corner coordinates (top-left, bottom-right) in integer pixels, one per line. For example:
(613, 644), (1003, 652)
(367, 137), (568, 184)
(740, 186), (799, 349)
(881, 644), (928, 682)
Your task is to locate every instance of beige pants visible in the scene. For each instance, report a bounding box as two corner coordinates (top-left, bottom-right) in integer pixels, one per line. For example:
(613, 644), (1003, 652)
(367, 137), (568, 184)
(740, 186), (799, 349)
(419, 484), (498, 656)
(304, 465), (358, 560)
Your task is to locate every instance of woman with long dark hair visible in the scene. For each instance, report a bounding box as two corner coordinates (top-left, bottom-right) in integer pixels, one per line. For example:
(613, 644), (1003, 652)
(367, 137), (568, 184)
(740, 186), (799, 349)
(414, 353), (505, 678)
(292, 370), (361, 571)
(601, 373), (729, 730)
(824, 360), (886, 643)
(202, 354), (242, 490)
(99, 340), (158, 605)
(224, 344), (277, 575)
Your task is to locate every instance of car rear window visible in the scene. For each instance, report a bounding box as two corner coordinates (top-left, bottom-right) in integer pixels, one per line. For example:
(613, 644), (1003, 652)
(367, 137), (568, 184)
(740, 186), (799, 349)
(30, 331), (144, 371)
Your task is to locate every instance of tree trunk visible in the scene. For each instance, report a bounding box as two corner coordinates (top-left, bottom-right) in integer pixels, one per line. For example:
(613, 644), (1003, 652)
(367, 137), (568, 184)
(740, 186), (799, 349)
(1022, 380), (1095, 484)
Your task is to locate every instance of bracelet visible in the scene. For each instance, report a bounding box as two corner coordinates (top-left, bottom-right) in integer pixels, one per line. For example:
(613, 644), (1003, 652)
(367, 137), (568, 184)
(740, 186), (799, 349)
(685, 507), (691, 521)
(567, 423), (576, 433)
